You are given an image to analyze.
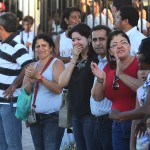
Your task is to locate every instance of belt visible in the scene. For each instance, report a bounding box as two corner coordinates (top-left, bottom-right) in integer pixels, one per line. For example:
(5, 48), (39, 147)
(94, 114), (110, 122)
(36, 112), (58, 122)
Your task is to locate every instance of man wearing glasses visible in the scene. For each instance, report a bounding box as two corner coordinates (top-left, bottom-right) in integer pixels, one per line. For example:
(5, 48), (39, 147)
(90, 25), (112, 150)
(114, 5), (146, 56)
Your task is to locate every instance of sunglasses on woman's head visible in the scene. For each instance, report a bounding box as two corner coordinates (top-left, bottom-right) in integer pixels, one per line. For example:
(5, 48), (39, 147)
(112, 75), (119, 90)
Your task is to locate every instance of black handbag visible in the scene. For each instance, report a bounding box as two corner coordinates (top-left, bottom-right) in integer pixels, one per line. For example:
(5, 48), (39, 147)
(59, 89), (72, 128)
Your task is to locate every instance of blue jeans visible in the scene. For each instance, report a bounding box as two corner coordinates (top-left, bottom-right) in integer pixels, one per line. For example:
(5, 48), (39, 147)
(93, 118), (112, 150)
(112, 120), (132, 150)
(0, 103), (22, 150)
(30, 112), (64, 150)
(72, 114), (94, 150)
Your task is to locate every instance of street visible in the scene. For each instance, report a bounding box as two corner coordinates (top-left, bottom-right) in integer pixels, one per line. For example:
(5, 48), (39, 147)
(22, 122), (34, 150)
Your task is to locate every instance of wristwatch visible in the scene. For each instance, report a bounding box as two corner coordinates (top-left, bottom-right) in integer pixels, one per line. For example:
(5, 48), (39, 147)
(38, 75), (44, 82)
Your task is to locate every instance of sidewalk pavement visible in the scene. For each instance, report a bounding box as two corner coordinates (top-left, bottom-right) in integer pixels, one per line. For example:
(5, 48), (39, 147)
(22, 122), (35, 150)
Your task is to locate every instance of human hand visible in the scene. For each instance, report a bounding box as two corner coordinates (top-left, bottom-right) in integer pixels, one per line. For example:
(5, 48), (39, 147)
(3, 84), (17, 100)
(134, 120), (146, 138)
(72, 44), (83, 61)
(25, 64), (40, 80)
(115, 54), (124, 78)
(109, 109), (121, 120)
(91, 61), (104, 80)
(25, 42), (31, 48)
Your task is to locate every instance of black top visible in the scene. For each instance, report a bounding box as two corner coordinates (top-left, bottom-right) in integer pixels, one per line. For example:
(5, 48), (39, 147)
(68, 54), (98, 117)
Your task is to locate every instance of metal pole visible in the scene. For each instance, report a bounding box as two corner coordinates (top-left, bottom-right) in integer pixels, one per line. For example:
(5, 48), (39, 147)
(44, 0), (47, 33)
(9, 0), (12, 12)
(34, 0), (36, 36)
(140, 0), (143, 33)
(99, 0), (101, 25)
(85, 0), (87, 23)
(106, 0), (108, 26)
(40, 0), (44, 33)
(92, 0), (94, 27)
(61, 0), (63, 17)
(148, 0), (150, 36)
(28, 0), (29, 15)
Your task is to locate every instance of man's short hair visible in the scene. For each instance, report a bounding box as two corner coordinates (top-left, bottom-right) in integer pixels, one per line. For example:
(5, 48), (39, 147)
(113, 0), (132, 11)
(0, 12), (17, 32)
(92, 25), (111, 37)
(120, 6), (139, 27)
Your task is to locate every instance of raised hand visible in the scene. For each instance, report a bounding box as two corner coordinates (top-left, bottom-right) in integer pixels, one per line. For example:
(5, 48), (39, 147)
(72, 44), (83, 61)
(25, 64), (39, 80)
(91, 61), (104, 80)
(115, 53), (124, 78)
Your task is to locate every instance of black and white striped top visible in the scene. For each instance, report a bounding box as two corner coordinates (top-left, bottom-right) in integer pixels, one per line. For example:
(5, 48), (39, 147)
(0, 32), (33, 103)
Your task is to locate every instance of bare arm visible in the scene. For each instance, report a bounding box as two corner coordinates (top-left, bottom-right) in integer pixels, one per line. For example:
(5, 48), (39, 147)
(42, 60), (65, 94)
(110, 87), (150, 120)
(59, 44), (83, 88)
(118, 74), (143, 92)
(115, 55), (143, 92)
(54, 34), (71, 64)
(25, 60), (65, 94)
(91, 62), (106, 101)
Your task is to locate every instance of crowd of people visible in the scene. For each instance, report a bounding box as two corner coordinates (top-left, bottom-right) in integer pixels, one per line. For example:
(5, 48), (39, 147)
(0, 0), (150, 150)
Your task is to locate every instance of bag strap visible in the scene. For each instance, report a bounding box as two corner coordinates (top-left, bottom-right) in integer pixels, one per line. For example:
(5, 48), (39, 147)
(32, 57), (54, 108)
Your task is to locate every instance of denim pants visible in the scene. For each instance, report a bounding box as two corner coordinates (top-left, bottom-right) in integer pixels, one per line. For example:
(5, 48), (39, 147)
(93, 118), (112, 150)
(0, 103), (22, 150)
(30, 112), (64, 150)
(112, 120), (132, 150)
(72, 114), (94, 150)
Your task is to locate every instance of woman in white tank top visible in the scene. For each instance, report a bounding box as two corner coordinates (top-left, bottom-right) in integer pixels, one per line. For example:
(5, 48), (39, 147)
(54, 7), (81, 67)
(22, 34), (65, 150)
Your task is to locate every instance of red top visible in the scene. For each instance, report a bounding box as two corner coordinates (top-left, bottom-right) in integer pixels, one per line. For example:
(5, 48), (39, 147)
(104, 57), (139, 112)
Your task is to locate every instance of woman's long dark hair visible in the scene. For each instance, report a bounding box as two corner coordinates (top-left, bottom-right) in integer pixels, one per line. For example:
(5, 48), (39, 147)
(68, 23), (97, 60)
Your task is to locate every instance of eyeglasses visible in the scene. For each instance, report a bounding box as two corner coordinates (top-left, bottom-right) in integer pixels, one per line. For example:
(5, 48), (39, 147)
(112, 75), (119, 90)
(110, 40), (129, 49)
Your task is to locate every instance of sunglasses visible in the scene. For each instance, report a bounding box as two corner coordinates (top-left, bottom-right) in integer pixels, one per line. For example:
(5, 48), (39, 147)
(112, 75), (119, 90)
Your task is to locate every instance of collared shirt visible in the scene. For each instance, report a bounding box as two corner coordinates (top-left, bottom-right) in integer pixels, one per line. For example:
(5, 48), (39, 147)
(126, 26), (146, 56)
(90, 56), (112, 116)
(0, 32), (33, 106)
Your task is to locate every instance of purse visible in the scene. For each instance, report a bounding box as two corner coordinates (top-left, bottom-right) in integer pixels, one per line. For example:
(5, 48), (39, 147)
(59, 89), (72, 128)
(15, 88), (32, 121)
(27, 57), (54, 125)
(27, 108), (37, 124)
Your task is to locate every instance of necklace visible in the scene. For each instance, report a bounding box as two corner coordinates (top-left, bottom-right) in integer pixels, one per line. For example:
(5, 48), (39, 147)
(76, 59), (87, 70)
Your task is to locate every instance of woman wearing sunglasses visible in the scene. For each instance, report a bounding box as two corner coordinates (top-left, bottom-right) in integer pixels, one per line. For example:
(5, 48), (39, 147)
(91, 30), (143, 150)
(108, 37), (150, 150)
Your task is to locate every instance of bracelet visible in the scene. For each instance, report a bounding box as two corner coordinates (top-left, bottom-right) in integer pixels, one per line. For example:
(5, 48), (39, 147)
(38, 75), (44, 82)
(97, 78), (104, 83)
(70, 60), (76, 66)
